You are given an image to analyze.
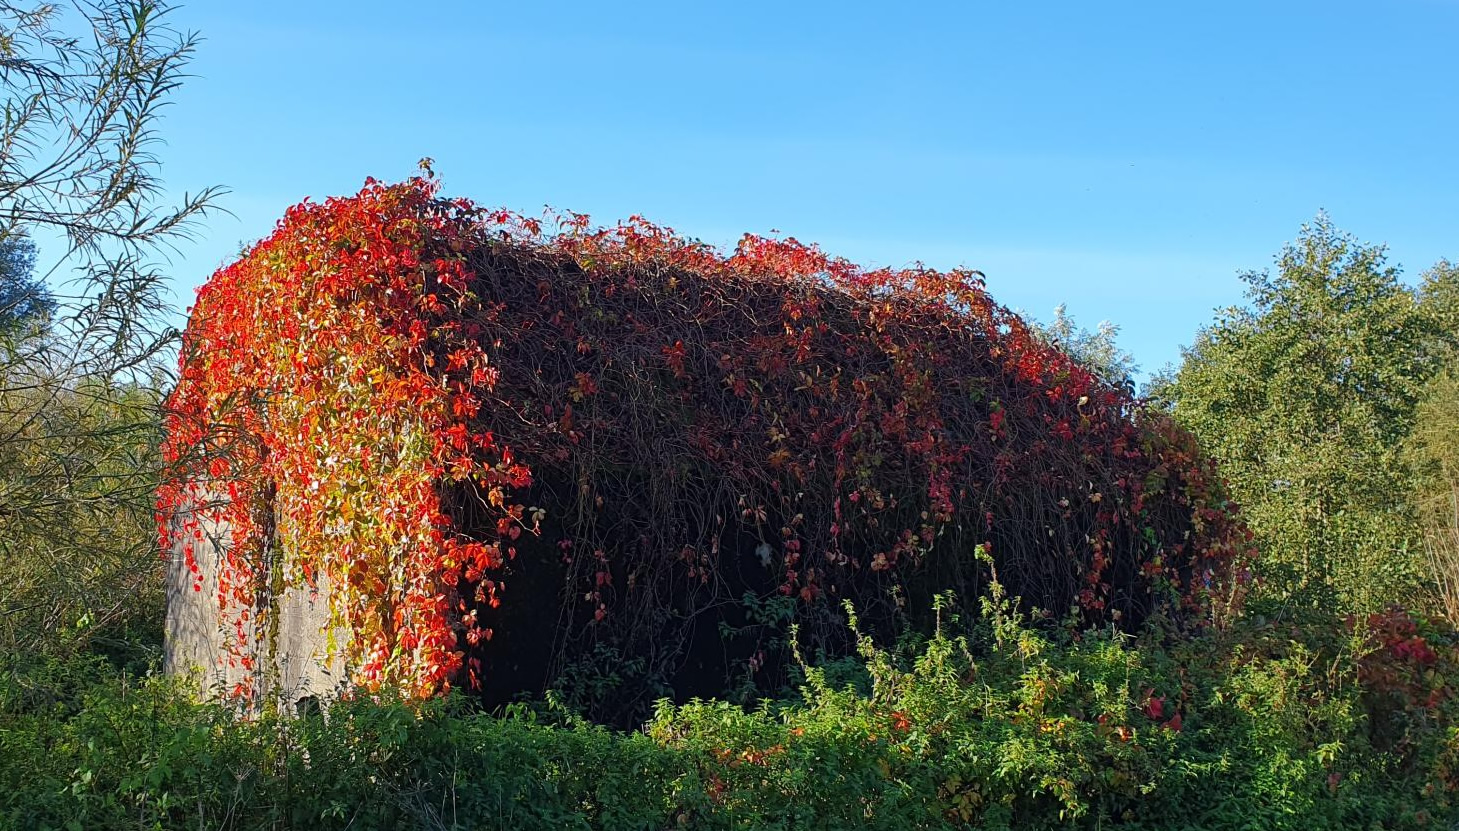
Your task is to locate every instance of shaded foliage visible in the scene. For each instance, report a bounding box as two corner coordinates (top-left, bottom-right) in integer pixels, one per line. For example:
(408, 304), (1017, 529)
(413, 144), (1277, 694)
(0, 231), (51, 333)
(0, 379), (165, 658)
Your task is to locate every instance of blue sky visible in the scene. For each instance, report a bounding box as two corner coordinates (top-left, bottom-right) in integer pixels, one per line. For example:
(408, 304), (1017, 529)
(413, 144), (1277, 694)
(144, 0), (1458, 378)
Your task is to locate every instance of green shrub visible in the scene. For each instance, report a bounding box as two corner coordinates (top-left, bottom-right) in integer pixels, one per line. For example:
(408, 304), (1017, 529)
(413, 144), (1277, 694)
(3, 599), (1456, 830)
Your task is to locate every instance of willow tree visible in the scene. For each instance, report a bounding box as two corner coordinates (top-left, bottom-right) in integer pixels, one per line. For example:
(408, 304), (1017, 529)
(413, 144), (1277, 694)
(0, 1), (220, 655)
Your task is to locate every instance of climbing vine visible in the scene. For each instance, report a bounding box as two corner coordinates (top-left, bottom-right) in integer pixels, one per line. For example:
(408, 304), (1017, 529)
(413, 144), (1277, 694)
(160, 176), (1253, 702)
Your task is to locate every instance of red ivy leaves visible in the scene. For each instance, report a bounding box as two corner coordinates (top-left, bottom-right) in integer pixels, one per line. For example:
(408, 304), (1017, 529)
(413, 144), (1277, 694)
(160, 177), (1253, 702)
(160, 178), (525, 698)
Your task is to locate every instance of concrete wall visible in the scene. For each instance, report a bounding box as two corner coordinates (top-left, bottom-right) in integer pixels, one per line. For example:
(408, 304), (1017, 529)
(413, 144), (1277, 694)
(163, 494), (347, 711)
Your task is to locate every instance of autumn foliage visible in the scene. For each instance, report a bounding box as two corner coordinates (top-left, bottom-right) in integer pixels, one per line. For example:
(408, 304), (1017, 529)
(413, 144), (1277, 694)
(159, 177), (1253, 703)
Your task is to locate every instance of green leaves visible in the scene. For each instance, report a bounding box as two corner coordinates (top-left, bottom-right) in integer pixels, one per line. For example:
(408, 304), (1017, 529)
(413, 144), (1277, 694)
(1406, 359), (1459, 620)
(1166, 215), (1453, 614)
(0, 0), (221, 661)
(4, 603), (1459, 830)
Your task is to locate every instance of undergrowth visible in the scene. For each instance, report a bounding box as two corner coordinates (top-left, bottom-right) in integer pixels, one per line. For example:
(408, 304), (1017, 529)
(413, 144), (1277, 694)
(2, 593), (1455, 831)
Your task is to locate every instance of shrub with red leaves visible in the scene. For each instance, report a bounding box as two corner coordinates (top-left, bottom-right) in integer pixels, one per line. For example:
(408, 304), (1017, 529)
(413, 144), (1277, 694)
(1355, 608), (1454, 717)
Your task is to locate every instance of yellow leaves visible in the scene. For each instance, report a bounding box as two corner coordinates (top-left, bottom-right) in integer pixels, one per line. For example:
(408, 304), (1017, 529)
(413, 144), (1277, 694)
(448, 455), (476, 482)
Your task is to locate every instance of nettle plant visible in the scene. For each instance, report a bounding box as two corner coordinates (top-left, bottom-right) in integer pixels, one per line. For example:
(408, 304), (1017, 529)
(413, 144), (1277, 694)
(159, 177), (1254, 707)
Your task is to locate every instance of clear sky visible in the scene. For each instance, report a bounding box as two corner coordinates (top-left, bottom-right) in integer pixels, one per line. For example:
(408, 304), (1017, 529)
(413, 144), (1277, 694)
(145, 0), (1459, 379)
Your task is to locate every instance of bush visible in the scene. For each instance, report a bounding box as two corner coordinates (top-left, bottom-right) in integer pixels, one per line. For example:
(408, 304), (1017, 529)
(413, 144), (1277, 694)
(0, 377), (166, 662)
(3, 591), (1455, 830)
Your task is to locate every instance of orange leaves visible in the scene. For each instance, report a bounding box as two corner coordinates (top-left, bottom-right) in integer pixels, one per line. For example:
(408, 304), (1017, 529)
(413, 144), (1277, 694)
(451, 391), (481, 418)
(445, 348), (473, 372)
(160, 177), (528, 701)
(469, 364), (499, 389)
(441, 422), (470, 450)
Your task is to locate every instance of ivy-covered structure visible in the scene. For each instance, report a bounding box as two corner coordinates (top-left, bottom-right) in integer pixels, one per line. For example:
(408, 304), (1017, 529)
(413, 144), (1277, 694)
(160, 178), (1252, 721)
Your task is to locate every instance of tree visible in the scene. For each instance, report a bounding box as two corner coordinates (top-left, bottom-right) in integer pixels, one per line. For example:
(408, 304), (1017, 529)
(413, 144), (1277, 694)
(1027, 304), (1138, 391)
(0, 231), (52, 332)
(1164, 215), (1450, 615)
(0, 0), (220, 656)
(1419, 259), (1459, 344)
(1405, 260), (1459, 622)
(1407, 364), (1459, 622)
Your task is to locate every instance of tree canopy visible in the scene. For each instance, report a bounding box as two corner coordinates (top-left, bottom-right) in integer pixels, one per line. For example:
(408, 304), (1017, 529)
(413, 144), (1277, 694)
(1407, 259), (1459, 620)
(1163, 215), (1454, 615)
